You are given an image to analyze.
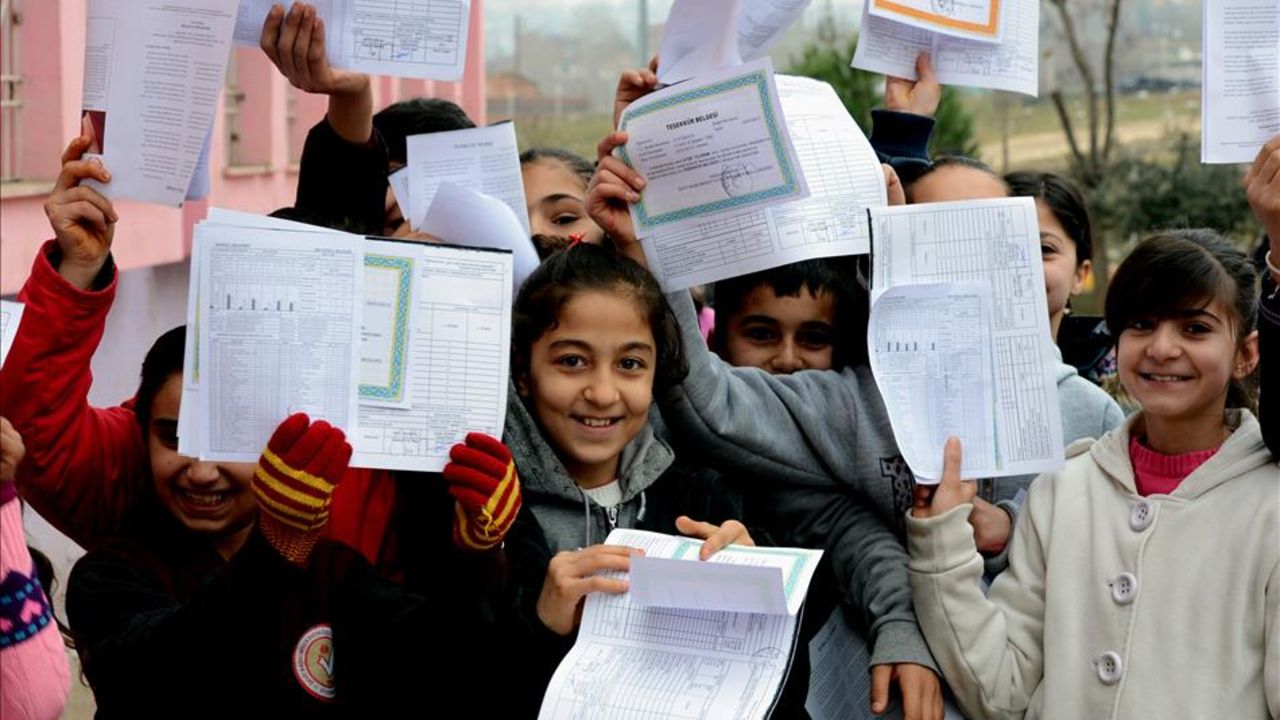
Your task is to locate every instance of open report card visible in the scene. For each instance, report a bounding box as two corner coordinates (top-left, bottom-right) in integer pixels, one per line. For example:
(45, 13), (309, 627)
(539, 529), (823, 720)
(180, 212), (512, 471)
(869, 197), (1064, 481)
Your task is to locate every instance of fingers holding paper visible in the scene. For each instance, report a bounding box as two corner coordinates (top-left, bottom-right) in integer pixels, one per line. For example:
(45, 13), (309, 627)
(675, 516), (755, 560)
(537, 545), (642, 636)
(46, 136), (117, 289)
(911, 437), (975, 519)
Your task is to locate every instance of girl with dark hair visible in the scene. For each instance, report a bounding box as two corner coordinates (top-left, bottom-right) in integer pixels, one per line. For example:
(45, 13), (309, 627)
(911, 229), (1274, 719)
(501, 243), (753, 715)
(519, 147), (605, 256)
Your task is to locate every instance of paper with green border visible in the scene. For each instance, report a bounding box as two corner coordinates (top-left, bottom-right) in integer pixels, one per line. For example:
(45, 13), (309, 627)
(618, 56), (808, 235)
(359, 253), (414, 405)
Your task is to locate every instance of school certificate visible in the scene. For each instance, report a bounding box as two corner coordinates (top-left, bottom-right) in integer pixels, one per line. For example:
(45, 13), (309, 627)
(618, 57), (808, 235)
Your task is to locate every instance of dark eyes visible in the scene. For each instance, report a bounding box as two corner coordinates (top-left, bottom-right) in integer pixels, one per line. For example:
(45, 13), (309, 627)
(552, 214), (580, 226)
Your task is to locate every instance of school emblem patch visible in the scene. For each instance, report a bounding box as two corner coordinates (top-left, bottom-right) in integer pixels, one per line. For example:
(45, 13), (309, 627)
(293, 624), (336, 701)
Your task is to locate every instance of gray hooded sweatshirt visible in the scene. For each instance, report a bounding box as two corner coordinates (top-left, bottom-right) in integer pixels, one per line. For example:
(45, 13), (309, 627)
(656, 290), (1124, 672)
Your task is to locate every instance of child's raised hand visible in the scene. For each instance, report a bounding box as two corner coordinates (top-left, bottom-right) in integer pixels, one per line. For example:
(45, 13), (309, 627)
(586, 131), (647, 265)
(260, 3), (368, 98)
(536, 545), (641, 635)
(884, 164), (906, 206)
(884, 52), (941, 118)
(1243, 134), (1280, 276)
(0, 417), (24, 486)
(911, 437), (975, 519)
(613, 58), (660, 129)
(674, 516), (755, 560)
(254, 413), (352, 565)
(442, 433), (523, 552)
(44, 135), (117, 290)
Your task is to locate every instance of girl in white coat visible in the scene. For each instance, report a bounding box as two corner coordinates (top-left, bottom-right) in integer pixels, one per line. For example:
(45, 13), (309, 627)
(908, 228), (1276, 720)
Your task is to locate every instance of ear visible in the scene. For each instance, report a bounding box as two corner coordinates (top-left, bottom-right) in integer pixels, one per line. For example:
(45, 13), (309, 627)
(1071, 259), (1093, 296)
(1234, 330), (1260, 379)
(516, 373), (530, 397)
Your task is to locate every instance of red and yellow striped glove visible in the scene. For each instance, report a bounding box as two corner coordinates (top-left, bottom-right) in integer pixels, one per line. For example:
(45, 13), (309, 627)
(254, 413), (352, 565)
(443, 433), (522, 552)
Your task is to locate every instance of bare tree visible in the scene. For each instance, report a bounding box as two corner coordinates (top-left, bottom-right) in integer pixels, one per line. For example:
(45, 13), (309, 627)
(1046, 0), (1124, 187)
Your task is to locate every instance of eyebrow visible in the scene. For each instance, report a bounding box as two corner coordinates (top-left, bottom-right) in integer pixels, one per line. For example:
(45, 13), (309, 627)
(549, 338), (654, 354)
(1169, 308), (1223, 323)
(538, 193), (583, 205)
(738, 315), (781, 325)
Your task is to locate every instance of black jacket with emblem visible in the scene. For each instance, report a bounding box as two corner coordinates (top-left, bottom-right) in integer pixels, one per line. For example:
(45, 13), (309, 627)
(67, 480), (502, 719)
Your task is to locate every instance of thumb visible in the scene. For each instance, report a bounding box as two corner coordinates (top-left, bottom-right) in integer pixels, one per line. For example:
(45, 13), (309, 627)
(870, 663), (892, 714)
(915, 51), (936, 83)
(939, 436), (964, 492)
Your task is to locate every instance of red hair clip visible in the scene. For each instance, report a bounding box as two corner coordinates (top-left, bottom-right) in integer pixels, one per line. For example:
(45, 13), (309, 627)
(567, 233), (585, 247)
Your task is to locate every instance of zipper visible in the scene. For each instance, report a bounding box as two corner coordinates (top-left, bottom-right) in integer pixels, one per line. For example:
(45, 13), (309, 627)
(607, 505), (618, 530)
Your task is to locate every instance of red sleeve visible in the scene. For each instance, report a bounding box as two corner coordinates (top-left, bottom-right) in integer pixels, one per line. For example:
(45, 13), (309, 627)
(0, 241), (146, 547)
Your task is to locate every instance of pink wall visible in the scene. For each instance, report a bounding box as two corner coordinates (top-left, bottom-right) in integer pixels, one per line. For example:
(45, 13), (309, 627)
(0, 0), (486, 294)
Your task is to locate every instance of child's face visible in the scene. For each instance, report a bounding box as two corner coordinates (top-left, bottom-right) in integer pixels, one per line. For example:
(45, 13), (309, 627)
(1117, 296), (1257, 423)
(521, 290), (656, 486)
(522, 160), (605, 245)
(720, 285), (836, 373)
(1038, 200), (1091, 336)
(148, 374), (257, 539)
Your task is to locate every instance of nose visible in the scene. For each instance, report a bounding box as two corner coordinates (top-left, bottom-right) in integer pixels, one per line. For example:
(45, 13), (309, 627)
(582, 368), (621, 406)
(186, 461), (221, 486)
(769, 339), (804, 374)
(1146, 321), (1183, 362)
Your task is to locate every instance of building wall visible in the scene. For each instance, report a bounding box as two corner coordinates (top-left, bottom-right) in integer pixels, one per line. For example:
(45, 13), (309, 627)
(1, 0), (487, 293)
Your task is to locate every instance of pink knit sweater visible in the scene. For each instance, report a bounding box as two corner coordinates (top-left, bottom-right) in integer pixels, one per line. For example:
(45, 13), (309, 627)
(1129, 436), (1220, 497)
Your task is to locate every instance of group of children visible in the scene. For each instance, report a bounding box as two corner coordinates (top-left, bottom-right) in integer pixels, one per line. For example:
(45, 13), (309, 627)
(0, 2), (1276, 718)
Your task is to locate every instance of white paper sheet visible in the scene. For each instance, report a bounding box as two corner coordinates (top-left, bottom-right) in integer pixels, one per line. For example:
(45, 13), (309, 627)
(867, 0), (1002, 43)
(406, 122), (530, 235)
(81, 0), (238, 207)
(657, 0), (743, 85)
(388, 166), (413, 228)
(419, 182), (539, 298)
(1201, 0), (1280, 164)
(350, 240), (512, 472)
(739, 0), (813, 61)
(852, 0), (1039, 96)
(640, 75), (885, 291)
(868, 283), (999, 482)
(186, 128), (214, 201)
(657, 0), (811, 85)
(232, 0), (470, 81)
(627, 532), (823, 616)
(539, 528), (819, 720)
(0, 300), (24, 370)
(197, 227), (363, 462)
(358, 246), (416, 408)
(870, 198), (1064, 479)
(620, 58), (809, 239)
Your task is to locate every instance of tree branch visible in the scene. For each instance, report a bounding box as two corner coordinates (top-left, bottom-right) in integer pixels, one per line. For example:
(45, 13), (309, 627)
(1049, 0), (1100, 172)
(1102, 0), (1123, 160)
(1051, 89), (1087, 172)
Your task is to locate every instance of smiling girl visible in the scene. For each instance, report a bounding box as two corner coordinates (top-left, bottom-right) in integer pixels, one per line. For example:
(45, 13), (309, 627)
(501, 243), (754, 714)
(909, 229), (1276, 719)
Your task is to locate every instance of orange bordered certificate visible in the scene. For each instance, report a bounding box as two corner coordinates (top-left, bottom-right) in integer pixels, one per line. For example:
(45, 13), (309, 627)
(868, 0), (1002, 42)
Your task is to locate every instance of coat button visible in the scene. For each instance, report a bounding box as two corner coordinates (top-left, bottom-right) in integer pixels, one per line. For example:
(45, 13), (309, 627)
(1097, 651), (1124, 685)
(1129, 499), (1156, 532)
(1110, 572), (1138, 605)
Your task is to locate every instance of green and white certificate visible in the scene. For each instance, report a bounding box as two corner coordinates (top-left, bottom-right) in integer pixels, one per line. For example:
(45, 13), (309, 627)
(619, 57), (808, 234)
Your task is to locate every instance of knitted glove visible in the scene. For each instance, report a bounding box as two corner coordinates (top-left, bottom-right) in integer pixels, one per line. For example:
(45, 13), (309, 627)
(254, 413), (351, 565)
(443, 433), (522, 551)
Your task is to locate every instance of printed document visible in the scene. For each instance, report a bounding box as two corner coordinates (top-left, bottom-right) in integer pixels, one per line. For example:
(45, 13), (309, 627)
(185, 212), (512, 470)
(853, 0), (1038, 96)
(870, 198), (1064, 479)
(540, 529), (823, 720)
(867, 0), (1002, 43)
(619, 58), (809, 236)
(1201, 0), (1279, 163)
(406, 122), (530, 235)
(658, 0), (812, 84)
(233, 0), (471, 81)
(419, 181), (539, 297)
(81, 0), (238, 207)
(868, 283), (999, 481)
(640, 75), (885, 291)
